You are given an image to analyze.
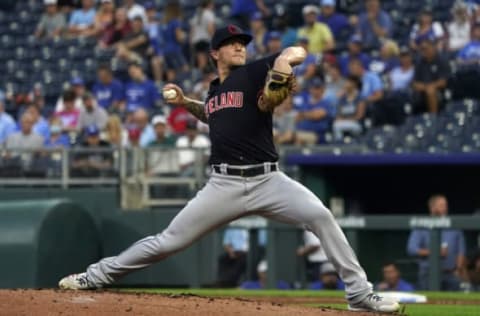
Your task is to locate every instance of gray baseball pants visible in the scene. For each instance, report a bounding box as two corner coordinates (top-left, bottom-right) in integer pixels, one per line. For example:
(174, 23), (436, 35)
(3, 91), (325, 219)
(86, 165), (372, 303)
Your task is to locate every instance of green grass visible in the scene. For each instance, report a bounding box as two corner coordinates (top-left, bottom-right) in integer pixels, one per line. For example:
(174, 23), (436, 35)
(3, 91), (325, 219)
(121, 289), (480, 316)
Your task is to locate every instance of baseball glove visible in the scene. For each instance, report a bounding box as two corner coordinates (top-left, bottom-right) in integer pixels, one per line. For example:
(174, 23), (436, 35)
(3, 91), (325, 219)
(258, 69), (296, 112)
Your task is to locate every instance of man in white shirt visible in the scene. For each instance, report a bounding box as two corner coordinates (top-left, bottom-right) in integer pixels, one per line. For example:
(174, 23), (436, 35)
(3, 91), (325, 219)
(175, 119), (211, 176)
(297, 230), (328, 282)
(123, 0), (147, 24)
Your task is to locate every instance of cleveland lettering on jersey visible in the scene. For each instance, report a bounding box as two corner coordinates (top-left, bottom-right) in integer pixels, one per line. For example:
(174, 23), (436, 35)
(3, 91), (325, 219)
(205, 91), (244, 117)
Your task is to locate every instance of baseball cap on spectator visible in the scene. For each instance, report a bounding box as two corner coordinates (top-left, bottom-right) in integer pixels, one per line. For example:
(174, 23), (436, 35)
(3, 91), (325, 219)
(250, 11), (263, 21)
(320, 262), (336, 275)
(349, 34), (362, 45)
(302, 5), (320, 16)
(71, 77), (84, 86)
(320, 0), (335, 6)
(143, 1), (155, 10)
(85, 125), (100, 137)
(265, 31), (282, 43)
(308, 77), (325, 89)
(44, 0), (57, 5)
(151, 115), (167, 126)
(211, 24), (252, 50)
(257, 260), (268, 273)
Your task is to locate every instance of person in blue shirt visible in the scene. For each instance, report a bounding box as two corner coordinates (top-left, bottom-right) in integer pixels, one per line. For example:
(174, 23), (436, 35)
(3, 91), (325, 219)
(407, 195), (466, 291)
(293, 77), (336, 144)
(339, 35), (372, 76)
(457, 23), (480, 65)
(309, 262), (345, 290)
(125, 61), (161, 112)
(375, 263), (414, 292)
(354, 0), (392, 49)
(20, 105), (50, 140)
(272, 13), (297, 48)
(240, 260), (291, 290)
(348, 58), (383, 103)
(92, 65), (125, 113)
(293, 37), (320, 88)
(67, 0), (96, 37)
(230, 0), (270, 30)
(318, 0), (350, 39)
(0, 92), (16, 145)
(217, 227), (249, 287)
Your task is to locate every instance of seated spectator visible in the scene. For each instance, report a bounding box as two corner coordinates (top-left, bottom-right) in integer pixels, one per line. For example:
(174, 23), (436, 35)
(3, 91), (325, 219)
(447, 2), (471, 53)
(67, 0), (96, 37)
(407, 195), (466, 290)
(293, 77), (335, 145)
(175, 120), (211, 176)
(147, 115), (179, 176)
(297, 231), (328, 282)
(34, 0), (66, 40)
(161, 1), (189, 81)
(123, 0), (147, 25)
(412, 37), (450, 114)
(353, 0), (392, 49)
(0, 93), (16, 144)
(247, 12), (268, 59)
(217, 228), (249, 288)
(323, 58), (346, 104)
(115, 16), (149, 64)
(333, 75), (366, 141)
(44, 118), (70, 148)
(264, 31), (283, 56)
(369, 39), (400, 75)
(167, 105), (191, 135)
(339, 35), (371, 76)
(71, 125), (114, 177)
(92, 0), (115, 38)
(144, 2), (165, 84)
(99, 7), (132, 48)
(375, 262), (414, 292)
(130, 108), (155, 147)
(457, 23), (480, 66)
(318, 0), (350, 39)
(309, 262), (345, 290)
(55, 90), (81, 133)
(92, 65), (125, 113)
(100, 114), (128, 147)
(298, 5), (335, 54)
(55, 77), (85, 112)
(293, 37), (320, 88)
(273, 98), (296, 145)
(240, 260), (291, 290)
(272, 12), (297, 48)
(388, 47), (415, 92)
(230, 0), (270, 31)
(77, 92), (109, 132)
(125, 61), (161, 112)
(22, 105), (50, 140)
(189, 0), (215, 74)
(409, 9), (445, 51)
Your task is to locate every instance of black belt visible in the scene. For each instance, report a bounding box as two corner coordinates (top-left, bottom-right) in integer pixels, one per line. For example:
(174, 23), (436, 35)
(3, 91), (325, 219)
(212, 164), (278, 177)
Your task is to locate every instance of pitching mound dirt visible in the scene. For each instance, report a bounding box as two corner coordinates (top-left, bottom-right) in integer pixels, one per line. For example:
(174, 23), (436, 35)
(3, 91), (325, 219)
(0, 289), (383, 316)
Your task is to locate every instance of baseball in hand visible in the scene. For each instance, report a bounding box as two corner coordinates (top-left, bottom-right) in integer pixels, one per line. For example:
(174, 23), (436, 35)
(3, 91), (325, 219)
(163, 89), (177, 100)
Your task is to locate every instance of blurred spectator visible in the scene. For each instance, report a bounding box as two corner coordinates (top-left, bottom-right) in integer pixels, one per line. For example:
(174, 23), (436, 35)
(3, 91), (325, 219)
(167, 106), (191, 135)
(127, 125), (141, 147)
(466, 249), (480, 291)
(409, 9), (445, 51)
(42, 117), (70, 176)
(272, 12), (297, 48)
(175, 120), (211, 176)
(125, 61), (161, 112)
(92, 0), (115, 38)
(293, 37), (320, 88)
(71, 125), (114, 177)
(264, 31), (283, 55)
(369, 39), (400, 75)
(131, 108), (155, 147)
(273, 98), (296, 145)
(353, 0), (392, 49)
(67, 0), (96, 37)
(55, 77), (85, 112)
(293, 77), (335, 144)
(375, 262), (414, 292)
(27, 83), (46, 112)
(44, 117), (70, 148)
(22, 105), (50, 140)
(217, 227), (249, 288)
(457, 23), (480, 65)
(407, 194), (466, 290)
(147, 115), (179, 175)
(240, 260), (291, 290)
(0, 93), (16, 144)
(412, 38), (450, 114)
(101, 114), (128, 147)
(247, 12), (268, 59)
(77, 92), (109, 131)
(339, 34), (371, 76)
(298, 5), (335, 54)
(333, 75), (366, 141)
(309, 262), (345, 290)
(447, 1), (471, 53)
(92, 65), (125, 113)
(99, 7), (132, 48)
(123, 0), (147, 25)
(55, 90), (81, 133)
(318, 0), (350, 39)
(34, 0), (66, 40)
(192, 72), (217, 101)
(297, 231), (328, 282)
(189, 0), (216, 58)
(161, 1), (189, 82)
(324, 59), (346, 104)
(388, 47), (415, 92)
(144, 2), (164, 84)
(230, 0), (270, 30)
(115, 16), (150, 64)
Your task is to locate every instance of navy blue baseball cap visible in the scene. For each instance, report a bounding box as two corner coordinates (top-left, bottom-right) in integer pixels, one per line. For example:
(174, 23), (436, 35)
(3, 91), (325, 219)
(71, 77), (84, 86)
(210, 24), (252, 50)
(308, 77), (325, 88)
(85, 125), (100, 136)
(266, 31), (282, 42)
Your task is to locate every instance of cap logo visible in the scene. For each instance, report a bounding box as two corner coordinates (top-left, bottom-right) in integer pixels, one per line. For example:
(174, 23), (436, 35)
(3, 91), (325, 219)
(228, 25), (239, 34)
